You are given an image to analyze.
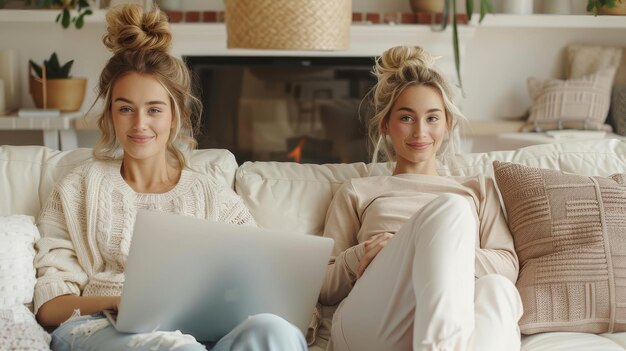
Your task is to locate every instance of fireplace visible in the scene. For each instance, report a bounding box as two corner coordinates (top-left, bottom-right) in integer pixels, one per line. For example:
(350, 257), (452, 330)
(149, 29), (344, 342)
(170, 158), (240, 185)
(185, 56), (376, 164)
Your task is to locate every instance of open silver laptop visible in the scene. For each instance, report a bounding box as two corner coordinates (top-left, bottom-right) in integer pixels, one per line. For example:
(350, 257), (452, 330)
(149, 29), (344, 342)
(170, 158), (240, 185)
(104, 209), (333, 342)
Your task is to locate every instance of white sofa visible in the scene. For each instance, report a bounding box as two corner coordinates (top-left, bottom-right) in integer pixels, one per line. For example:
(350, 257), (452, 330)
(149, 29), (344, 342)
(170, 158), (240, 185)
(1, 138), (626, 350)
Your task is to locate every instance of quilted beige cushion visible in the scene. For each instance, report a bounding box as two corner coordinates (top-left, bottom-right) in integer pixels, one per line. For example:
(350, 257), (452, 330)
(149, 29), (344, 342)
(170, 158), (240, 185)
(493, 161), (626, 335)
(522, 68), (617, 132)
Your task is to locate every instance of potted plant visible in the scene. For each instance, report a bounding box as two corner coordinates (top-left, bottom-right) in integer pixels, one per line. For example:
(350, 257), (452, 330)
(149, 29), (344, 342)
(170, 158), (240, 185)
(409, 0), (494, 89)
(588, 0), (625, 15)
(54, 0), (92, 29)
(0, 0), (92, 28)
(28, 52), (87, 111)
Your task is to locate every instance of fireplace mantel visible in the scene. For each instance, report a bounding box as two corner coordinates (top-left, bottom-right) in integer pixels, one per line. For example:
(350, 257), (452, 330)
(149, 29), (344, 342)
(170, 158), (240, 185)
(171, 23), (476, 80)
(170, 23), (475, 56)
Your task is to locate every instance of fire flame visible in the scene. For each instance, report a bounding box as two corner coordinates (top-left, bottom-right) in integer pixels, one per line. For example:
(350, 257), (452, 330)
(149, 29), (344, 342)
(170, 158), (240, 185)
(287, 138), (306, 163)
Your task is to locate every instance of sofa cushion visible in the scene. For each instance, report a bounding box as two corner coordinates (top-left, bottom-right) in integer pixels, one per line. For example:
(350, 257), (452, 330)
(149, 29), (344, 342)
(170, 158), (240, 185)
(493, 161), (626, 334)
(0, 215), (40, 309)
(522, 332), (626, 351)
(437, 138), (626, 178)
(235, 140), (626, 237)
(0, 305), (51, 350)
(235, 162), (374, 234)
(0, 145), (239, 218)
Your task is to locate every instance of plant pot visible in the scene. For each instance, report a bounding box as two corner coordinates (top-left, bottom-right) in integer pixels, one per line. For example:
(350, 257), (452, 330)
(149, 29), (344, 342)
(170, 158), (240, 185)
(29, 74), (86, 112)
(409, 0), (444, 13)
(599, 3), (626, 15)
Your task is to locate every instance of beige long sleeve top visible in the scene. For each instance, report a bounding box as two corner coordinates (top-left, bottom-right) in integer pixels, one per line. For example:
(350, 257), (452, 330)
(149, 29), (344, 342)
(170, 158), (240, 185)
(33, 160), (256, 314)
(319, 173), (518, 306)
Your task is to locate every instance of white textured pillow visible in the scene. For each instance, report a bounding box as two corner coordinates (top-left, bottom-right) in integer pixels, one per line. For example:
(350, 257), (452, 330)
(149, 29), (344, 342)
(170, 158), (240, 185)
(523, 68), (617, 132)
(0, 215), (40, 308)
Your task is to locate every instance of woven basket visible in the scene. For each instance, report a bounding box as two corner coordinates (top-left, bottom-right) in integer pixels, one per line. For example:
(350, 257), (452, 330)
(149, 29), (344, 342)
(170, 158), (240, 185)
(225, 0), (351, 51)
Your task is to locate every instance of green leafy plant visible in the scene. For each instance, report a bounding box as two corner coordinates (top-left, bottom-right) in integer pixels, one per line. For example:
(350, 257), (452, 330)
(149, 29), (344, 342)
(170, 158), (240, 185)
(440, 0), (494, 90)
(29, 52), (75, 79)
(54, 0), (93, 29)
(587, 0), (623, 15)
(0, 0), (92, 28)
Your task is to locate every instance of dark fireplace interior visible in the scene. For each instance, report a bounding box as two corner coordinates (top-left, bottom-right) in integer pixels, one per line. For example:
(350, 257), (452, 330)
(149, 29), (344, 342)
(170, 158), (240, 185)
(185, 56), (377, 164)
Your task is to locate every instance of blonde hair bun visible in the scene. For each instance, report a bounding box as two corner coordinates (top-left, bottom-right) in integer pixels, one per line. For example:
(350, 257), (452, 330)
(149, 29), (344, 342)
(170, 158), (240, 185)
(374, 46), (438, 81)
(103, 4), (172, 55)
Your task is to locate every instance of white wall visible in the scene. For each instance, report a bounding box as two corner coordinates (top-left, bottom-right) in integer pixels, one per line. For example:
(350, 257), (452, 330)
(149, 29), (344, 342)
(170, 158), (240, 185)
(462, 27), (626, 120)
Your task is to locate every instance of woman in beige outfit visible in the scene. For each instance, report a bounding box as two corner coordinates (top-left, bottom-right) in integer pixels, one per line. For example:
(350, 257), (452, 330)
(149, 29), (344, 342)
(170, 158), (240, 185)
(319, 46), (523, 351)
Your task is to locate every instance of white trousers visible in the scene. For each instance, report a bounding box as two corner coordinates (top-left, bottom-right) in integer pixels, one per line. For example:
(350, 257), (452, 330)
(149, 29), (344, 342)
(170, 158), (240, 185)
(330, 194), (523, 351)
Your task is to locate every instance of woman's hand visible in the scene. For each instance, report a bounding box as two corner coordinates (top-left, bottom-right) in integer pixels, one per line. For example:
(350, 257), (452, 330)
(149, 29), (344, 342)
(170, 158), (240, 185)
(107, 296), (121, 311)
(356, 232), (394, 278)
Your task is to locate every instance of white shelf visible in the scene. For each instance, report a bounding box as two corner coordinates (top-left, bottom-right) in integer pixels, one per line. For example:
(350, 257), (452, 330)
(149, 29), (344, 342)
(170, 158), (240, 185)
(0, 112), (83, 150)
(0, 9), (107, 24)
(0, 111), (82, 130)
(476, 13), (626, 28)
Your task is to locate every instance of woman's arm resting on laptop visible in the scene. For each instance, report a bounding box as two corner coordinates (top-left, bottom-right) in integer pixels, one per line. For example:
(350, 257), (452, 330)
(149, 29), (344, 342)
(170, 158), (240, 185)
(36, 295), (120, 327)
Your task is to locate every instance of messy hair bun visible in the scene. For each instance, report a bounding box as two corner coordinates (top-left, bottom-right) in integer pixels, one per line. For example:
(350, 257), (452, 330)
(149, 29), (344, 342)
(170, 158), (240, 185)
(373, 46), (438, 83)
(93, 4), (201, 171)
(367, 46), (466, 164)
(102, 4), (172, 55)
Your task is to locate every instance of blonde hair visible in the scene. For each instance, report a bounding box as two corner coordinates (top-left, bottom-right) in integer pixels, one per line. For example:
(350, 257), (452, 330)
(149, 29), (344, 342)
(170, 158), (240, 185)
(367, 46), (466, 164)
(92, 4), (201, 170)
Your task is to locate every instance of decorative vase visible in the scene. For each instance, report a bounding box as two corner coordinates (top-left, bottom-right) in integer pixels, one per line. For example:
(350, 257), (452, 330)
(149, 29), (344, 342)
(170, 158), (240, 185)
(542, 0), (572, 14)
(501, 0), (533, 14)
(157, 0), (181, 11)
(0, 50), (20, 114)
(409, 0), (444, 13)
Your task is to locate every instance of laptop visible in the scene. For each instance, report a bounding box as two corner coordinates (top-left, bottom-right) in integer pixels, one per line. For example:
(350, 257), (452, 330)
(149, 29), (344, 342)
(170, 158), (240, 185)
(104, 209), (333, 342)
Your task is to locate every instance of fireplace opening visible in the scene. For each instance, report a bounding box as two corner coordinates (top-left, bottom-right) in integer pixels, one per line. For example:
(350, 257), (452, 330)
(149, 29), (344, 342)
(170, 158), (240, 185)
(185, 56), (377, 164)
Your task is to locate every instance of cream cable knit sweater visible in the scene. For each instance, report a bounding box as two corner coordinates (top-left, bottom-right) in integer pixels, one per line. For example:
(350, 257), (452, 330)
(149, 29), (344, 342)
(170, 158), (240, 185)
(33, 161), (256, 314)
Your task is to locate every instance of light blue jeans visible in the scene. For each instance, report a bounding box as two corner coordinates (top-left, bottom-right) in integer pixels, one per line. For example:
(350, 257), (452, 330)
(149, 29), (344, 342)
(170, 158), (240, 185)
(50, 313), (307, 351)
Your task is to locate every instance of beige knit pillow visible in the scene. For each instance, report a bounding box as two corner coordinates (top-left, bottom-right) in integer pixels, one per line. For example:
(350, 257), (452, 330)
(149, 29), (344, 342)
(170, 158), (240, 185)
(522, 68), (617, 132)
(493, 161), (626, 335)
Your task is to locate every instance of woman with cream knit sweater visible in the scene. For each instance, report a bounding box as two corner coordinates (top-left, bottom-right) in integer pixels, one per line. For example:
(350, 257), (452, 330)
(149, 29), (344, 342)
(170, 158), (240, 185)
(318, 46), (523, 351)
(33, 5), (306, 351)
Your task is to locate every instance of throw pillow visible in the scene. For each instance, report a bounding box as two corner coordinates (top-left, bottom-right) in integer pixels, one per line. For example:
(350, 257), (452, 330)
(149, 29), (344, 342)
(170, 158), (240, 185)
(566, 45), (623, 81)
(0, 215), (40, 309)
(493, 161), (626, 335)
(522, 68), (617, 132)
(0, 305), (51, 350)
(607, 85), (626, 136)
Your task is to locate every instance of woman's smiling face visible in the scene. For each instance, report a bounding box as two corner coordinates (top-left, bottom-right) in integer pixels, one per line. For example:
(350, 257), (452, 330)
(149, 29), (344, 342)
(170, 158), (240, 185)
(385, 84), (448, 175)
(111, 72), (174, 164)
